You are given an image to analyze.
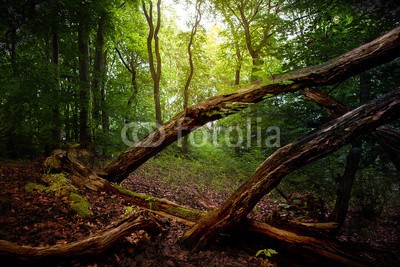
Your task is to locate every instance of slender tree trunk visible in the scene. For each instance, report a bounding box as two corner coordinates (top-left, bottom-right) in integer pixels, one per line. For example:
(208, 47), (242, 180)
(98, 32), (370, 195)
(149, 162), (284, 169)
(332, 71), (370, 227)
(92, 14), (106, 127)
(182, 0), (202, 155)
(10, 25), (17, 77)
(114, 48), (139, 123)
(78, 16), (92, 150)
(127, 55), (139, 122)
(73, 83), (80, 142)
(6, 26), (18, 158)
(332, 140), (362, 227)
(51, 24), (62, 149)
(65, 102), (71, 141)
(101, 51), (109, 135)
(142, 0), (163, 125)
(181, 88), (400, 249)
(234, 43), (243, 86)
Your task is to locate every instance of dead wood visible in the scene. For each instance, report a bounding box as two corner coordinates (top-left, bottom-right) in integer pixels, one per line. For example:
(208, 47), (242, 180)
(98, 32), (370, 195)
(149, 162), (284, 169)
(44, 148), (113, 192)
(287, 220), (338, 232)
(302, 88), (400, 172)
(101, 26), (400, 183)
(114, 186), (366, 266)
(0, 211), (162, 263)
(180, 88), (400, 250)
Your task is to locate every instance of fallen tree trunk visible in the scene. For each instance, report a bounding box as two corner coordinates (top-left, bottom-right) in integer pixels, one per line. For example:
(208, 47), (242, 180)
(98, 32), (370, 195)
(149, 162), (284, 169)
(44, 148), (113, 192)
(112, 186), (365, 266)
(101, 26), (400, 183)
(302, 88), (400, 172)
(181, 87), (400, 250)
(0, 211), (162, 263)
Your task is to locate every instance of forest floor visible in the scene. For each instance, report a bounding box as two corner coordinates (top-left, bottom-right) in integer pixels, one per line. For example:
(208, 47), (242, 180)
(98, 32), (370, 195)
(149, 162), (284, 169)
(0, 161), (399, 266)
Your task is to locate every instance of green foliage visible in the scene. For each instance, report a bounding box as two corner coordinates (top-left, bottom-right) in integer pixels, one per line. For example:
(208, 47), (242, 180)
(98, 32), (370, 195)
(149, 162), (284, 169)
(256, 248), (278, 263)
(69, 193), (91, 218)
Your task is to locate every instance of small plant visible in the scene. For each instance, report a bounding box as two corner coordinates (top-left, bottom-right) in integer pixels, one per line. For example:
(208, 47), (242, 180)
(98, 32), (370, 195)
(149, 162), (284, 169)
(69, 193), (91, 218)
(256, 248), (278, 265)
(123, 206), (136, 217)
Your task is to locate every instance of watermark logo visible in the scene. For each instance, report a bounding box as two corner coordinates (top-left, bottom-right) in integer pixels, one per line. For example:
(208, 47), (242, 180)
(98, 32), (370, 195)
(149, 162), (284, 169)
(121, 117), (280, 148)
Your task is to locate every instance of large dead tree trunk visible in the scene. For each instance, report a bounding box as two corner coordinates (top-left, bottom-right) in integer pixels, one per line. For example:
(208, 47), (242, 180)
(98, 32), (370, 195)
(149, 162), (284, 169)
(302, 88), (400, 172)
(0, 211), (161, 263)
(101, 26), (400, 183)
(180, 88), (400, 250)
(113, 186), (365, 266)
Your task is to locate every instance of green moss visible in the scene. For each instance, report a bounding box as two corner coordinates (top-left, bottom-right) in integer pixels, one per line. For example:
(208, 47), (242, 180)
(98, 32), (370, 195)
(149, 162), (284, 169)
(41, 173), (77, 194)
(167, 206), (202, 221)
(25, 182), (46, 192)
(69, 193), (91, 218)
(114, 184), (155, 201)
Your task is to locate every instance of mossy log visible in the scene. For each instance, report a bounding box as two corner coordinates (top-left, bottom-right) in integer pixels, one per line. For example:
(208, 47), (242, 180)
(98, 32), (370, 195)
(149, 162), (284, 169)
(0, 211), (162, 264)
(44, 148), (113, 192)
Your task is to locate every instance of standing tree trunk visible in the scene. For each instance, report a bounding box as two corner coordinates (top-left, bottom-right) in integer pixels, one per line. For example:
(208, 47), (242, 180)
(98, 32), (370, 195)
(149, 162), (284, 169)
(142, 0), (163, 125)
(332, 140), (362, 227)
(6, 25), (18, 159)
(229, 0), (282, 82)
(115, 48), (139, 123)
(92, 13), (106, 130)
(182, 0), (202, 155)
(332, 71), (371, 227)
(78, 15), (92, 150)
(181, 87), (400, 249)
(101, 51), (109, 136)
(51, 24), (62, 150)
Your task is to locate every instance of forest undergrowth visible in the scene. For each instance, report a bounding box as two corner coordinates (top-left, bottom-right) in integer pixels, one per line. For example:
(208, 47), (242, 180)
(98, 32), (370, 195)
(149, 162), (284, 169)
(0, 149), (399, 266)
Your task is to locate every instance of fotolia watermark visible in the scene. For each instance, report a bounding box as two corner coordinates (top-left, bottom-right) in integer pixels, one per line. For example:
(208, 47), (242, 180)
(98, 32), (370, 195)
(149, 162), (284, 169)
(121, 117), (281, 148)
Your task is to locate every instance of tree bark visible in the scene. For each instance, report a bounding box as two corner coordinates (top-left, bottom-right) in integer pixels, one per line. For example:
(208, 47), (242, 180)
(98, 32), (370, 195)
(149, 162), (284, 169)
(101, 26), (400, 183)
(78, 14), (92, 150)
(180, 87), (400, 250)
(0, 211), (161, 263)
(182, 0), (202, 155)
(113, 185), (365, 266)
(101, 51), (109, 137)
(332, 140), (362, 227)
(114, 47), (139, 123)
(332, 71), (371, 226)
(51, 24), (62, 149)
(92, 13), (106, 126)
(302, 87), (400, 174)
(142, 0), (163, 125)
